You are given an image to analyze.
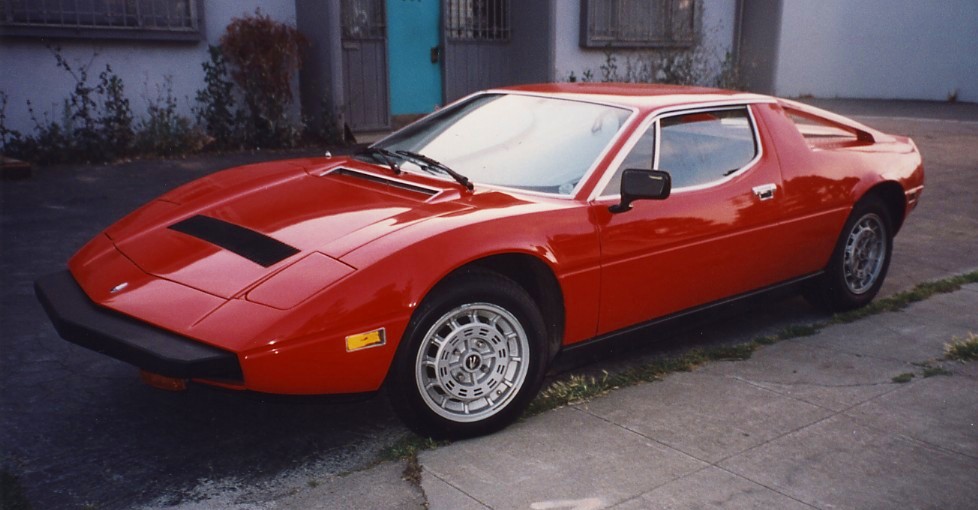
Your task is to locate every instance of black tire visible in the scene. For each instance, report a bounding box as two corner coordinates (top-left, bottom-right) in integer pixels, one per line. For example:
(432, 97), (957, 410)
(388, 270), (548, 439)
(807, 196), (893, 311)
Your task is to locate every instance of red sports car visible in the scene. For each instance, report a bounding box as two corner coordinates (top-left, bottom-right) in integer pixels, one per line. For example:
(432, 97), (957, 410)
(36, 84), (924, 438)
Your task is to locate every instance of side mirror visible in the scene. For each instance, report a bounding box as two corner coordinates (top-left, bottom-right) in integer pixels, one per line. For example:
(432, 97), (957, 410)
(609, 169), (671, 213)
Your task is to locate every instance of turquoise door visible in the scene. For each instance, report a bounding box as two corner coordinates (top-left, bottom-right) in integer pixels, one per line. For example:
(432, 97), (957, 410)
(386, 0), (443, 115)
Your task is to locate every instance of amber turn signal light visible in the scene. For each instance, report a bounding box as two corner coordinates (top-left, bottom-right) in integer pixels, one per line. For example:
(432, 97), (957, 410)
(345, 328), (386, 352)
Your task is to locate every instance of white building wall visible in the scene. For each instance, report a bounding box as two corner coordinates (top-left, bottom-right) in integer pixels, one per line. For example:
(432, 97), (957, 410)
(552, 0), (739, 83)
(774, 0), (978, 102)
(0, 0), (297, 134)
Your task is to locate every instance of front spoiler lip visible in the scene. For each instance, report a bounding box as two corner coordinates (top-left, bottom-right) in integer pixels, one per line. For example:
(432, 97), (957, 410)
(35, 270), (243, 381)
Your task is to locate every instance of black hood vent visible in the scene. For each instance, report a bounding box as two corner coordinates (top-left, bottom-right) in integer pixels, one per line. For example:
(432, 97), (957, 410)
(169, 215), (299, 267)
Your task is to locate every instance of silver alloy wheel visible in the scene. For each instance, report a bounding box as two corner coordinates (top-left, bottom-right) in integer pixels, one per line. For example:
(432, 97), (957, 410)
(415, 302), (530, 423)
(843, 213), (887, 294)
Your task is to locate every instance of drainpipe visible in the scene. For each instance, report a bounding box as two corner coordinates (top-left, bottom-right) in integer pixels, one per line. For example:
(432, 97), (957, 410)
(733, 0), (744, 68)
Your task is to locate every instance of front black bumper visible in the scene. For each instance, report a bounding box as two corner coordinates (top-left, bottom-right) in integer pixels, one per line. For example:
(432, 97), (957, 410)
(35, 270), (243, 381)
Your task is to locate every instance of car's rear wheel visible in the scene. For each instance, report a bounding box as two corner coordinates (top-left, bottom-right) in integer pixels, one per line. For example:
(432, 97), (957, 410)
(388, 270), (548, 438)
(807, 196), (893, 311)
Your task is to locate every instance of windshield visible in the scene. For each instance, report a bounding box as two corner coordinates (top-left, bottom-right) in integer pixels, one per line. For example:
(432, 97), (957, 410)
(375, 94), (632, 195)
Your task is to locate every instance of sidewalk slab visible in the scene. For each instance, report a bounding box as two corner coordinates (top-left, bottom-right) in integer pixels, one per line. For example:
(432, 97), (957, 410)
(579, 371), (833, 463)
(954, 361), (978, 379)
(421, 473), (489, 510)
(696, 341), (908, 412)
(799, 313), (950, 364)
(898, 287), (978, 332)
(420, 406), (706, 509)
(718, 414), (978, 510)
(421, 286), (977, 509)
(797, 283), (978, 364)
(844, 374), (978, 458)
(610, 467), (811, 510)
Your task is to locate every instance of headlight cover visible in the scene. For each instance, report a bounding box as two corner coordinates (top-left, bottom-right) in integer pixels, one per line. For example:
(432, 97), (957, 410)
(246, 252), (354, 310)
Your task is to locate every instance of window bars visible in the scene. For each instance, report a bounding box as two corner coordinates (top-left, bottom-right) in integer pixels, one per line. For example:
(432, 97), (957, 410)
(341, 0), (385, 40)
(583, 0), (696, 48)
(0, 0), (200, 39)
(447, 0), (510, 42)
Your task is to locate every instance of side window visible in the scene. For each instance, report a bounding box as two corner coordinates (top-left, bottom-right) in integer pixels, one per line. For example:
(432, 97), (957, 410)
(601, 123), (655, 196)
(659, 108), (757, 189)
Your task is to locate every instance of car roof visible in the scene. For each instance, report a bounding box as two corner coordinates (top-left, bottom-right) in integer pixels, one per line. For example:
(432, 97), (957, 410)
(493, 83), (771, 111)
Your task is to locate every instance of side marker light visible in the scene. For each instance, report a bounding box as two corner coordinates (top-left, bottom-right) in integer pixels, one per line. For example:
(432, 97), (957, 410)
(346, 328), (386, 352)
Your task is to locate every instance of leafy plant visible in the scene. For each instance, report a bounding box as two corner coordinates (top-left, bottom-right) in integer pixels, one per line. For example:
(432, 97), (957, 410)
(0, 91), (23, 155)
(135, 76), (200, 156)
(12, 99), (72, 165)
(304, 91), (343, 146)
(3, 48), (138, 164)
(600, 48), (620, 82)
(194, 45), (238, 149)
(569, 23), (749, 90)
(220, 9), (307, 148)
(96, 64), (134, 159)
(52, 49), (103, 160)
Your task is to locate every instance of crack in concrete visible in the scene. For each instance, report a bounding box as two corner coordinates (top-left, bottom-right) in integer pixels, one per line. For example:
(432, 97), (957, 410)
(729, 375), (896, 390)
(574, 406), (819, 510)
(420, 465), (491, 509)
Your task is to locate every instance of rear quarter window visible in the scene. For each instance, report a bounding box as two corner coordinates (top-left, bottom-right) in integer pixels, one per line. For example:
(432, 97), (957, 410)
(783, 108), (862, 149)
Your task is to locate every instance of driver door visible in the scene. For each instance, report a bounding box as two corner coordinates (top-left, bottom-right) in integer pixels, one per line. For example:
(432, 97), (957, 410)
(591, 105), (791, 335)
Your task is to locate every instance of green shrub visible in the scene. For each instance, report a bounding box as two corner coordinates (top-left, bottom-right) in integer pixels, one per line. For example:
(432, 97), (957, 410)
(220, 8), (307, 148)
(194, 45), (238, 149)
(135, 76), (201, 157)
(1, 48), (135, 164)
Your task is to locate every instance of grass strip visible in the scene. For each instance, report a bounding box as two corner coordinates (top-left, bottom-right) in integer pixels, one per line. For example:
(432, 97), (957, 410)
(527, 270), (978, 414)
(830, 271), (978, 324)
(375, 270), (978, 465)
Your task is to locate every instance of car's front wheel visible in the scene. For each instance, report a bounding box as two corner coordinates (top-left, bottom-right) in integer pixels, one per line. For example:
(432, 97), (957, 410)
(808, 196), (893, 311)
(388, 270), (548, 439)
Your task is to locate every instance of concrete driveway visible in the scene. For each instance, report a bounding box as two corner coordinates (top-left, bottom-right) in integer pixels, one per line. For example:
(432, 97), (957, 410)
(1, 100), (976, 509)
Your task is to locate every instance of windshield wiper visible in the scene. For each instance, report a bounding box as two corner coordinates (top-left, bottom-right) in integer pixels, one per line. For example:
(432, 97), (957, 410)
(356, 147), (401, 175)
(395, 150), (474, 191)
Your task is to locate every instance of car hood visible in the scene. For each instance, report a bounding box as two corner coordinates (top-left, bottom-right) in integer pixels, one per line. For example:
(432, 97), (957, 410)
(101, 158), (470, 299)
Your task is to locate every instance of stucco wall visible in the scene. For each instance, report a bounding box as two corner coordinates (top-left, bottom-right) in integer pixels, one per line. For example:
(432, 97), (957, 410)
(774, 0), (978, 101)
(0, 0), (298, 134)
(552, 0), (738, 83)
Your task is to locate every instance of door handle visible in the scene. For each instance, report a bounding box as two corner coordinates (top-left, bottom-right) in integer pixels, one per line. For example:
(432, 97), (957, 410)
(430, 45), (442, 63)
(753, 184), (777, 201)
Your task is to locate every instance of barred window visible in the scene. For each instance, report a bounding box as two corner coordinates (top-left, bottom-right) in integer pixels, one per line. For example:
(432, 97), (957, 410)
(447, 0), (510, 42)
(0, 0), (202, 41)
(582, 0), (697, 48)
(341, 0), (385, 40)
